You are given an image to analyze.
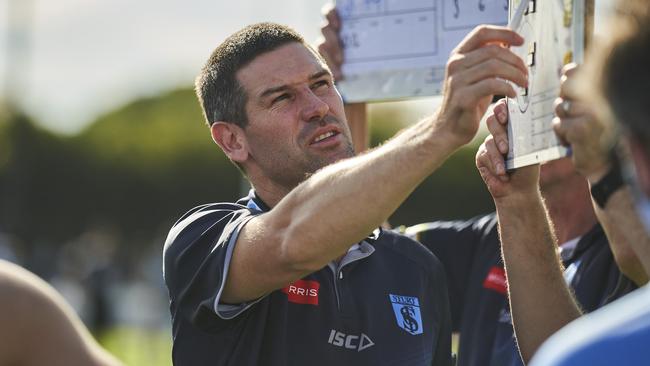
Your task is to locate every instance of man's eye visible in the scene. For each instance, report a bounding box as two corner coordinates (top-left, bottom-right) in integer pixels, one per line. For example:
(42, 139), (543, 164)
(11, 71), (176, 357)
(312, 80), (330, 89)
(273, 94), (290, 104)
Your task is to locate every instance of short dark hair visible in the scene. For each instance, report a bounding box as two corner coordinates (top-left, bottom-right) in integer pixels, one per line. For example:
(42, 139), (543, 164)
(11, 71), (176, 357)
(599, 0), (650, 152)
(195, 23), (306, 128)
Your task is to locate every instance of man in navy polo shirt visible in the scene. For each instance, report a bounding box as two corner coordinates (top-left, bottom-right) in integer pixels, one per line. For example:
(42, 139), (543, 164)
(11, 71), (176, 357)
(163, 22), (529, 365)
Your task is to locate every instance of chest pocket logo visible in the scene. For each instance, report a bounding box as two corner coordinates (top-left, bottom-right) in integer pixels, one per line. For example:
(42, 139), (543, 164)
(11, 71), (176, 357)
(389, 294), (423, 335)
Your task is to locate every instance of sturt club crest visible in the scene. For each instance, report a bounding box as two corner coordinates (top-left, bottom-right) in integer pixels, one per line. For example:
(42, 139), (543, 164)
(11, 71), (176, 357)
(389, 294), (423, 335)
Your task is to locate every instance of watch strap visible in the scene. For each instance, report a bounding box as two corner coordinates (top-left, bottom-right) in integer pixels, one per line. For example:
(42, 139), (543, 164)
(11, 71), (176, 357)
(590, 164), (625, 208)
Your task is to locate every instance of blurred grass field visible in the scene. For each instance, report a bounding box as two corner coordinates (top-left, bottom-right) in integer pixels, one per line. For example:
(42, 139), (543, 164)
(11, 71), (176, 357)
(97, 328), (460, 365)
(99, 327), (172, 366)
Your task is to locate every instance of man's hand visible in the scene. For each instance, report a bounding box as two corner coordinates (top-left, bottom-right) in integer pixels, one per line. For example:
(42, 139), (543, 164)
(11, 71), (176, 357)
(476, 99), (539, 202)
(552, 63), (612, 183)
(317, 5), (344, 80)
(436, 26), (528, 146)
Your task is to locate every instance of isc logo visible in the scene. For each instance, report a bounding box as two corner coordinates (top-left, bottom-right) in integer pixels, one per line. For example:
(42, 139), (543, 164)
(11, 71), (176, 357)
(327, 330), (375, 352)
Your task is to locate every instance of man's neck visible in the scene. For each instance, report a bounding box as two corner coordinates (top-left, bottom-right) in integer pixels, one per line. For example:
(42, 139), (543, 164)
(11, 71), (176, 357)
(247, 173), (297, 209)
(249, 185), (285, 209)
(542, 179), (598, 245)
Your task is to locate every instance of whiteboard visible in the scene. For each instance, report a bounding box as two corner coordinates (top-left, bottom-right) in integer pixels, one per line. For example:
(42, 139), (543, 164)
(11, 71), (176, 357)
(336, 0), (508, 102)
(505, 0), (585, 169)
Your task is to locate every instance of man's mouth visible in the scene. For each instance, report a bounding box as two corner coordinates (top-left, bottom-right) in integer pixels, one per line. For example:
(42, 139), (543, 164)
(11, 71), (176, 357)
(311, 131), (339, 144)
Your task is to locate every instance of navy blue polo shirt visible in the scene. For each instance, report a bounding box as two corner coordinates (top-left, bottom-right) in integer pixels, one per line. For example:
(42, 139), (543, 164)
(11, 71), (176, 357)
(163, 192), (452, 366)
(407, 213), (636, 366)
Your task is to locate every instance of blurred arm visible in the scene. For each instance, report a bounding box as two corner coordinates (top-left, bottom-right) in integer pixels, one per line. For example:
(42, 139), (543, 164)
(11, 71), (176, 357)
(587, 168), (650, 285)
(0, 260), (122, 366)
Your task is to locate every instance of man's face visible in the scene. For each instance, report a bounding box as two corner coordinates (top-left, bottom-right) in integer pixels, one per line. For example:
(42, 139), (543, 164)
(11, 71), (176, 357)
(539, 157), (579, 191)
(235, 42), (354, 189)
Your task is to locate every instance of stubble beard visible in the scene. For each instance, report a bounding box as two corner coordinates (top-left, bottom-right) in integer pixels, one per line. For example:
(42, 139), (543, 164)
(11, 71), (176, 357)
(300, 139), (356, 182)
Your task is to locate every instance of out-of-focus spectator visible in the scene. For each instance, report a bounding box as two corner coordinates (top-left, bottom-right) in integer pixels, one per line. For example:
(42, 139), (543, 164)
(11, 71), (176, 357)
(528, 0), (650, 363)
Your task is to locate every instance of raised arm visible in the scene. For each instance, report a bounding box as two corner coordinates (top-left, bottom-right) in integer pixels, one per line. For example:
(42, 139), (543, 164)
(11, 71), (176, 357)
(553, 64), (649, 285)
(223, 26), (528, 304)
(477, 100), (582, 363)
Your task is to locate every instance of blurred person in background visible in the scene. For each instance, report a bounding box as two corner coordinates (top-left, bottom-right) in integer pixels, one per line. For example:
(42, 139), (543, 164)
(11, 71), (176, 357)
(528, 0), (650, 363)
(317, 5), (641, 365)
(163, 20), (528, 365)
(0, 259), (122, 366)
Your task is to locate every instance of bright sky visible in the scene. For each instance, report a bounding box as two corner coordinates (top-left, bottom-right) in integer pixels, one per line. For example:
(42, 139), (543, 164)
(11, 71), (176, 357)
(0, 0), (613, 134)
(1, 0), (330, 134)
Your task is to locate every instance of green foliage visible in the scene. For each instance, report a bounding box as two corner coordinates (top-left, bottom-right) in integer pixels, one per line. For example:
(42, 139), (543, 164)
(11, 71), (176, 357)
(0, 89), (494, 254)
(73, 88), (241, 238)
(0, 90), (241, 254)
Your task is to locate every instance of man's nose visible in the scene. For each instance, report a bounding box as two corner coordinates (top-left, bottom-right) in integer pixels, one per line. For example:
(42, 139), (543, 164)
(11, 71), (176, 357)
(300, 89), (329, 122)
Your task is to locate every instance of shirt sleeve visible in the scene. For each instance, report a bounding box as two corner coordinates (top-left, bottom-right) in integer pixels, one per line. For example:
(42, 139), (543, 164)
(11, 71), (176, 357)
(163, 203), (263, 332)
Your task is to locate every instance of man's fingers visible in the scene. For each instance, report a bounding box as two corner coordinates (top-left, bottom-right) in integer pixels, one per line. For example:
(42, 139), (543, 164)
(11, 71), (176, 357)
(463, 78), (517, 102)
(552, 117), (570, 146)
(476, 140), (509, 190)
(321, 3), (340, 30)
(460, 58), (528, 89)
(456, 25), (524, 53)
(493, 98), (509, 125)
(486, 110), (509, 154)
(318, 4), (343, 79)
(448, 44), (528, 76)
(559, 65), (582, 100)
(485, 136), (507, 178)
(561, 62), (578, 78)
(317, 43), (342, 80)
(320, 25), (343, 65)
(476, 143), (494, 177)
(554, 98), (590, 119)
(558, 115), (598, 143)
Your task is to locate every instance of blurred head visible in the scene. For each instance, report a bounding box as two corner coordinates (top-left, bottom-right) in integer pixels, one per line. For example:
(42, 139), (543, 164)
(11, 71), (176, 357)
(196, 23), (353, 192)
(591, 0), (650, 197)
(539, 157), (583, 193)
(585, 0), (650, 231)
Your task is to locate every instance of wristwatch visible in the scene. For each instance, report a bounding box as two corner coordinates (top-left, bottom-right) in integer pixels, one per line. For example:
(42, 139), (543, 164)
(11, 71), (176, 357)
(590, 164), (625, 208)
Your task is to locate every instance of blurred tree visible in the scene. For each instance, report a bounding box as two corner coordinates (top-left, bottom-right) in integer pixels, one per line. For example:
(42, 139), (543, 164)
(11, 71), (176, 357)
(0, 88), (494, 261)
(74, 88), (241, 245)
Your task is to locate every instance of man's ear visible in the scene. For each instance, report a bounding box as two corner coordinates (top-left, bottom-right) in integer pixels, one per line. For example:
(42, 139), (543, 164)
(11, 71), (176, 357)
(210, 122), (249, 163)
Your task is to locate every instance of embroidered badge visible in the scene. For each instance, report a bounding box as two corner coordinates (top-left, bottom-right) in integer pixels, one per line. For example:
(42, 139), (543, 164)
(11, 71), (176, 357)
(389, 294), (423, 335)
